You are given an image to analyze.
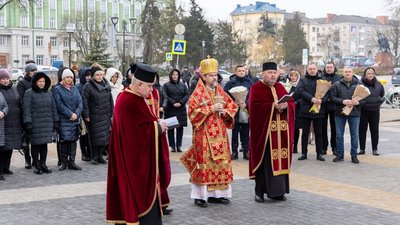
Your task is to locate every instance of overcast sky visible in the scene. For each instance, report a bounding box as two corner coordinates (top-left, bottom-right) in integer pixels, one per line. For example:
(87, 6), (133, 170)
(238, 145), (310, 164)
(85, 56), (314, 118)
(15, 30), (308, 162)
(177, 0), (391, 22)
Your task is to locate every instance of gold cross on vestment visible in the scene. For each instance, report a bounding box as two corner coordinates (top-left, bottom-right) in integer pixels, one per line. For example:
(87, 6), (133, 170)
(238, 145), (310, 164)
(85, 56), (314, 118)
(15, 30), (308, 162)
(188, 154), (196, 164)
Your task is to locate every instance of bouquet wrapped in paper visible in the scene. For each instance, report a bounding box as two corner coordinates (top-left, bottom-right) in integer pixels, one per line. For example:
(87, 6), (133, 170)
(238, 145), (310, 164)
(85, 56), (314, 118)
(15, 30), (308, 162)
(229, 86), (249, 122)
(342, 84), (370, 116)
(229, 86), (248, 106)
(309, 80), (332, 113)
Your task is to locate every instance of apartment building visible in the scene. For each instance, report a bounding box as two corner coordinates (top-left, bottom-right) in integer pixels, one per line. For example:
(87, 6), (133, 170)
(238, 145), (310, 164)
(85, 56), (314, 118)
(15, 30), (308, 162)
(0, 0), (143, 68)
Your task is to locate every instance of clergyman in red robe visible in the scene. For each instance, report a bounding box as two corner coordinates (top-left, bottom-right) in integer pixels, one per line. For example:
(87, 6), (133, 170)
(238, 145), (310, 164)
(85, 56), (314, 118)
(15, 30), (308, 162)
(180, 58), (238, 208)
(106, 63), (170, 225)
(249, 62), (295, 202)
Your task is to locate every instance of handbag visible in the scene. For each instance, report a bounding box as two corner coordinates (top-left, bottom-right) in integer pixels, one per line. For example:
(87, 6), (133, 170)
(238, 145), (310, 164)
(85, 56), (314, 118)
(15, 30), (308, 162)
(79, 119), (87, 136)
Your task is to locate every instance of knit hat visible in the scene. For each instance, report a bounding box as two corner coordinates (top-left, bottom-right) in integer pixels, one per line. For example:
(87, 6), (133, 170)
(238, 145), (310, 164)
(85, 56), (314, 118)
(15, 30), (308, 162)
(25, 63), (37, 74)
(91, 67), (103, 77)
(62, 69), (74, 80)
(0, 69), (11, 79)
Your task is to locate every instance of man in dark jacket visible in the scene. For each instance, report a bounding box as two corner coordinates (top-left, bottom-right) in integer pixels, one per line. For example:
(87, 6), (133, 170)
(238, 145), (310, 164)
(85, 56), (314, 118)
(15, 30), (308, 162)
(17, 63), (37, 169)
(321, 62), (341, 155)
(223, 65), (254, 160)
(296, 63), (327, 162)
(181, 66), (192, 88)
(330, 67), (365, 164)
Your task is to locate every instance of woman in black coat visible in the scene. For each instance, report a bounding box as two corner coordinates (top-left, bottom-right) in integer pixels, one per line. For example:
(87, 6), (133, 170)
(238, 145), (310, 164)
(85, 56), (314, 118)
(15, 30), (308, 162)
(23, 72), (59, 175)
(81, 67), (113, 164)
(358, 67), (385, 156)
(162, 69), (189, 152)
(0, 69), (21, 179)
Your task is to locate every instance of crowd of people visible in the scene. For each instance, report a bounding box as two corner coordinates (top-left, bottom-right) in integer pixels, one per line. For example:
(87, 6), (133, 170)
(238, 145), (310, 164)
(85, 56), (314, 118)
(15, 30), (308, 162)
(0, 58), (385, 225)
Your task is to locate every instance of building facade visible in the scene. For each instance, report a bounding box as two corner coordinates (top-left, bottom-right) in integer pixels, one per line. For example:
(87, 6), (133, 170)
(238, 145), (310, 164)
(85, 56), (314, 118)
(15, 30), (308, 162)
(0, 0), (143, 69)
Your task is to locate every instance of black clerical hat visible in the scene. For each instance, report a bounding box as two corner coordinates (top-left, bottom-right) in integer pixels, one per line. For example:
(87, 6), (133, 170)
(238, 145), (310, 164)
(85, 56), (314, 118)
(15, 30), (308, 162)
(134, 63), (157, 83)
(262, 62), (277, 71)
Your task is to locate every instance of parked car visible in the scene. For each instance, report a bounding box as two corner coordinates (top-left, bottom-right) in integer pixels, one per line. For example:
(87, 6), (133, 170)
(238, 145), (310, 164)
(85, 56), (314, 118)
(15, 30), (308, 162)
(392, 68), (400, 86)
(218, 69), (233, 87)
(10, 68), (24, 81)
(384, 86), (400, 108)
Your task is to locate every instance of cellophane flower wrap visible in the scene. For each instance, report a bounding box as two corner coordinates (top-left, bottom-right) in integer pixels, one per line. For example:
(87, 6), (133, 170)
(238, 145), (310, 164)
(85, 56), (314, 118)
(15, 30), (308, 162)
(341, 84), (370, 116)
(309, 80), (332, 113)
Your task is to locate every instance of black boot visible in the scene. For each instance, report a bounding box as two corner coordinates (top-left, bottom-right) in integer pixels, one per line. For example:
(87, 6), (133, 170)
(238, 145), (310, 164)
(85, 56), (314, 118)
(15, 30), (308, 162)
(41, 163), (52, 173)
(34, 163), (43, 175)
(59, 143), (68, 171)
(56, 142), (62, 166)
(96, 146), (107, 164)
(23, 147), (32, 169)
(68, 142), (82, 170)
(91, 146), (99, 165)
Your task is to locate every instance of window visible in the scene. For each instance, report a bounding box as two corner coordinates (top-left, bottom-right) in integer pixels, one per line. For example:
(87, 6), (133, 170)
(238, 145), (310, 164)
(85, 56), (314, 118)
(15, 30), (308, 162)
(49, 0), (56, 10)
(36, 55), (44, 65)
(50, 55), (58, 65)
(312, 27), (316, 32)
(21, 15), (28, 27)
(124, 2), (130, 16)
(0, 35), (8, 46)
(49, 18), (56, 29)
(63, 37), (68, 47)
(135, 2), (141, 17)
(36, 16), (43, 28)
(88, 0), (95, 12)
(36, 36), (43, 47)
(0, 15), (4, 27)
(100, 0), (107, 13)
(22, 55), (30, 63)
(21, 35), (29, 46)
(62, 0), (69, 11)
(112, 2), (118, 16)
(76, 0), (82, 12)
(50, 36), (57, 46)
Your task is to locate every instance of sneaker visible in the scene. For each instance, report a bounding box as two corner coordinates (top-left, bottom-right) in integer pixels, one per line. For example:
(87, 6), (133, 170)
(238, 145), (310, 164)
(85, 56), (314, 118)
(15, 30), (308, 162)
(332, 156), (344, 162)
(351, 156), (360, 164)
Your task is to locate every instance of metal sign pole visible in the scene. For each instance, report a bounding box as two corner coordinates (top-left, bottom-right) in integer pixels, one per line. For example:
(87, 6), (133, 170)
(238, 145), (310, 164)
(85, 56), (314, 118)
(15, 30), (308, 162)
(176, 55), (179, 69)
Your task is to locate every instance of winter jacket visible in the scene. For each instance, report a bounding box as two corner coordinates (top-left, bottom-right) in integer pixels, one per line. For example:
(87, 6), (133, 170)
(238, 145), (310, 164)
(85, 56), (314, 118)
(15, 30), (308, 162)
(105, 67), (123, 105)
(17, 74), (32, 98)
(296, 73), (328, 118)
(321, 71), (341, 112)
(223, 75), (254, 123)
(77, 68), (91, 94)
(23, 72), (59, 145)
(53, 84), (83, 141)
(81, 78), (113, 146)
(0, 91), (8, 148)
(181, 70), (192, 83)
(162, 72), (189, 127)
(330, 76), (365, 117)
(0, 83), (22, 150)
(360, 76), (385, 111)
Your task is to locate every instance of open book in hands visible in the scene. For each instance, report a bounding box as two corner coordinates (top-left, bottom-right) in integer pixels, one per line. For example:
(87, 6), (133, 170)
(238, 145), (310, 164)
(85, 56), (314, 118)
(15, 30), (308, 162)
(277, 92), (293, 104)
(160, 116), (180, 129)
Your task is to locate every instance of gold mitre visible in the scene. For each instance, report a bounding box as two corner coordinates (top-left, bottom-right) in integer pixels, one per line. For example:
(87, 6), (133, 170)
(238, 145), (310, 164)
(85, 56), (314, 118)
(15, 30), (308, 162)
(200, 58), (218, 75)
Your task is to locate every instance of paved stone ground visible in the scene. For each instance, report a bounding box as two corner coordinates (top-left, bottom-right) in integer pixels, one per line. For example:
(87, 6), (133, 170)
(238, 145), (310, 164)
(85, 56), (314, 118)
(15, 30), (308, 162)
(0, 90), (400, 224)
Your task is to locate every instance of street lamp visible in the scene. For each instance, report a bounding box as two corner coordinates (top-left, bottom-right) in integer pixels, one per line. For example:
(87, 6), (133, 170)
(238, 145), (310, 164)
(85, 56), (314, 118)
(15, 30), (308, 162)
(201, 40), (205, 59)
(111, 17), (137, 73)
(66, 23), (75, 68)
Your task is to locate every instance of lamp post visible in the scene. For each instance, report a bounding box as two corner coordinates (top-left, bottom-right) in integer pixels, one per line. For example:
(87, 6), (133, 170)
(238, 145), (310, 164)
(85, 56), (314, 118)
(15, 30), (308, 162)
(66, 23), (75, 68)
(111, 17), (137, 73)
(201, 40), (205, 59)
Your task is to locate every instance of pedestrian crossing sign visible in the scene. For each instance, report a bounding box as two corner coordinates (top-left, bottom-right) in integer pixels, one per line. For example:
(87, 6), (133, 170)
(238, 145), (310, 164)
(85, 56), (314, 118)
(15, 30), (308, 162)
(172, 40), (186, 55)
(166, 52), (173, 61)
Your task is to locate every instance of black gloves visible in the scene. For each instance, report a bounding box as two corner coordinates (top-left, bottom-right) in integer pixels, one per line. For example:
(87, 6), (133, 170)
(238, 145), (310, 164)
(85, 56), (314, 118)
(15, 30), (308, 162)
(25, 123), (32, 133)
(53, 122), (59, 132)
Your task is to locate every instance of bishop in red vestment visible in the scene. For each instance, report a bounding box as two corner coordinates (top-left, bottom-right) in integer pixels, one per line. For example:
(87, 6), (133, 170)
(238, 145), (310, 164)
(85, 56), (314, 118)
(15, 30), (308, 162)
(180, 58), (238, 208)
(249, 62), (295, 202)
(106, 63), (170, 225)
